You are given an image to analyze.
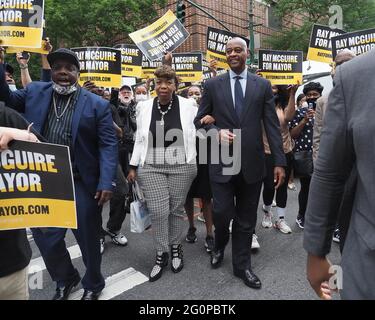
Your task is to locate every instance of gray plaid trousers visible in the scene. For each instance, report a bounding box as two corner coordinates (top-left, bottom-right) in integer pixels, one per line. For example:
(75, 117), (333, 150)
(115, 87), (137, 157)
(137, 149), (197, 253)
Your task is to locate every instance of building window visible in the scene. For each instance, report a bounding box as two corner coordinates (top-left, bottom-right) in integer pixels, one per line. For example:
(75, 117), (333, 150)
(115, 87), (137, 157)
(268, 3), (282, 30)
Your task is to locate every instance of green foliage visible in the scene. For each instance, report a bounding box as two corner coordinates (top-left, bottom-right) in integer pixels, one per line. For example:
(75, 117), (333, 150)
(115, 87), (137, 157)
(7, 0), (166, 85)
(44, 0), (166, 47)
(264, 0), (375, 54)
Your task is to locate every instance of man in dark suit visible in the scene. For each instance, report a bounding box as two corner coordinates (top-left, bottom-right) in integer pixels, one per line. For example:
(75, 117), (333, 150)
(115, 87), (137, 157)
(0, 48), (118, 300)
(194, 38), (286, 289)
(304, 49), (375, 300)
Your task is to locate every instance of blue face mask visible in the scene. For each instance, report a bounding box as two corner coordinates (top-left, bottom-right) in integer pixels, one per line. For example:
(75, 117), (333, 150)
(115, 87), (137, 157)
(52, 81), (78, 95)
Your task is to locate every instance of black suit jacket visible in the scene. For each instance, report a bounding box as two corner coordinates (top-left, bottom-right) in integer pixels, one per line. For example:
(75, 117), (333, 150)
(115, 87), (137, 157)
(194, 71), (286, 184)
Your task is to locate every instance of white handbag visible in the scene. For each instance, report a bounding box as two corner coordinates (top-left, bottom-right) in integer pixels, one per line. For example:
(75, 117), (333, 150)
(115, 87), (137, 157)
(130, 183), (151, 233)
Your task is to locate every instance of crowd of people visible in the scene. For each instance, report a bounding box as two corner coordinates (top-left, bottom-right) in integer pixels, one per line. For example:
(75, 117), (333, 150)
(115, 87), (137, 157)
(0, 36), (374, 301)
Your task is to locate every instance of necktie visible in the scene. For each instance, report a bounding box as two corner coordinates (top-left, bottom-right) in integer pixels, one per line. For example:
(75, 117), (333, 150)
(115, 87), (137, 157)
(234, 76), (244, 118)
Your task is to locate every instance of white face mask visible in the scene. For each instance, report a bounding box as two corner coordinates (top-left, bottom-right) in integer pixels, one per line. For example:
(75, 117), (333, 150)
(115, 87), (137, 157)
(135, 94), (148, 102)
(52, 81), (78, 95)
(8, 84), (17, 92)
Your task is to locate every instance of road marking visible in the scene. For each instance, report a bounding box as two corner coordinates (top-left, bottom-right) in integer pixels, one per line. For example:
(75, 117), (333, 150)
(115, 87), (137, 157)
(69, 268), (148, 300)
(28, 245), (82, 274)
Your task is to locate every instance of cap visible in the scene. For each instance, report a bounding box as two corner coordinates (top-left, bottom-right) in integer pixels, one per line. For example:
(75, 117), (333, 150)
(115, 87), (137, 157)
(119, 84), (132, 92)
(47, 48), (80, 70)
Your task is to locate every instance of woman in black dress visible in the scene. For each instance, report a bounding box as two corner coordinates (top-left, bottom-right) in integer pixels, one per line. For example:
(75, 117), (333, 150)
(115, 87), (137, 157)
(184, 85), (215, 253)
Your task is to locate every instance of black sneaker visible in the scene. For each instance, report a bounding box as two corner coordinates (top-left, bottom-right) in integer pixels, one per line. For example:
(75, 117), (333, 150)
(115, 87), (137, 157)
(296, 215), (305, 229)
(204, 235), (214, 253)
(333, 229), (340, 243)
(185, 227), (197, 243)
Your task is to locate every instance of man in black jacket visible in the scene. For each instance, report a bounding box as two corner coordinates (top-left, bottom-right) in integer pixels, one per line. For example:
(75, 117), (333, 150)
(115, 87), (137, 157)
(0, 101), (40, 300)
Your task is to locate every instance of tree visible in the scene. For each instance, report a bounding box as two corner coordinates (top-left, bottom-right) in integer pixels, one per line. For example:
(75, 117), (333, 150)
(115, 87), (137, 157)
(264, 0), (375, 55)
(45, 0), (166, 47)
(7, 0), (166, 86)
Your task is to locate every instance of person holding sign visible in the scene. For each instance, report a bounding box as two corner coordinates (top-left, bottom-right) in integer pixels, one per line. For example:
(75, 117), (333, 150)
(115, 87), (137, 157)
(195, 38), (286, 290)
(0, 48), (118, 300)
(127, 65), (197, 282)
(0, 101), (40, 300)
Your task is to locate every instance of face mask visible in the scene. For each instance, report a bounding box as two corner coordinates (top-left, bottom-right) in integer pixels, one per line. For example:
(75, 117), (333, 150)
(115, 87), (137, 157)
(135, 94), (148, 102)
(301, 102), (308, 109)
(52, 81), (78, 95)
(8, 84), (17, 92)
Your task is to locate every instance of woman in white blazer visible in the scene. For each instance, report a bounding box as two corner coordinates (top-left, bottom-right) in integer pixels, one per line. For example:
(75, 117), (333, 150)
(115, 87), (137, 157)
(127, 66), (197, 282)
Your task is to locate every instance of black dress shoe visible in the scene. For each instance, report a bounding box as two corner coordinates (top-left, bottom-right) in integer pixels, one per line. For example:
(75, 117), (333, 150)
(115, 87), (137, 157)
(52, 275), (81, 300)
(210, 250), (224, 269)
(233, 269), (262, 289)
(81, 290), (102, 300)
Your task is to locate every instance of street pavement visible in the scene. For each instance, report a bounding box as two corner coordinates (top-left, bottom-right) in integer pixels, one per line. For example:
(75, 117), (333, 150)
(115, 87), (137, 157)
(29, 180), (341, 300)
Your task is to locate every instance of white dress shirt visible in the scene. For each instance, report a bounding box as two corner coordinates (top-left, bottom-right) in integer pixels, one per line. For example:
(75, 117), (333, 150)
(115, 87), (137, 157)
(229, 68), (248, 108)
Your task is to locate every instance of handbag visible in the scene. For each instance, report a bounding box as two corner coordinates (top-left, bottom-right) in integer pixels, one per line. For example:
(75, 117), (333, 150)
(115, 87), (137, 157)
(130, 183), (151, 233)
(293, 151), (313, 178)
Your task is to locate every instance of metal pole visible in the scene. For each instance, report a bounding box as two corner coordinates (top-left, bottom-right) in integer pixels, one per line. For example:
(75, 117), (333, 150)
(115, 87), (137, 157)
(248, 0), (255, 65)
(185, 0), (232, 32)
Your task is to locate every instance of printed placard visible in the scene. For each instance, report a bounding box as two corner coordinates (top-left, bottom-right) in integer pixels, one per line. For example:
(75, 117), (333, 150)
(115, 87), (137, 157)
(130, 10), (190, 61)
(172, 53), (203, 82)
(114, 44), (143, 78)
(307, 24), (346, 64)
(141, 56), (163, 79)
(0, 0), (45, 48)
(206, 27), (249, 70)
(0, 141), (77, 231)
(332, 28), (375, 59)
(71, 47), (122, 88)
(259, 49), (303, 85)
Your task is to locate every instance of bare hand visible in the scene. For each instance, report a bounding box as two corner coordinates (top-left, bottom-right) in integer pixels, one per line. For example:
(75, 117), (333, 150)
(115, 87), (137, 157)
(200, 115), (215, 125)
(16, 52), (30, 66)
(274, 166), (285, 189)
(95, 190), (113, 206)
(43, 37), (53, 53)
(0, 47), (5, 64)
(287, 82), (300, 95)
(208, 59), (218, 71)
(304, 108), (315, 122)
(163, 52), (173, 66)
(307, 254), (334, 300)
(219, 129), (235, 145)
(0, 127), (38, 151)
(127, 169), (137, 183)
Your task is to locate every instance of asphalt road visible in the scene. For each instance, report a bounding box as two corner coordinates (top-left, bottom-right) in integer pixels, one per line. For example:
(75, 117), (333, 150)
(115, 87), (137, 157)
(29, 180), (341, 300)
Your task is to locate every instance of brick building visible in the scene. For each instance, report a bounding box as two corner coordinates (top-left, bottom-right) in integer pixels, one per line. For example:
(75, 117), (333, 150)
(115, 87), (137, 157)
(157, 0), (304, 59)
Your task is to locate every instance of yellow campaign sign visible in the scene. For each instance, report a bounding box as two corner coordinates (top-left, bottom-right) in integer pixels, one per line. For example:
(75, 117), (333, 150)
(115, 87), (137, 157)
(114, 44), (144, 78)
(206, 27), (250, 70)
(0, 141), (77, 231)
(6, 39), (48, 54)
(130, 10), (190, 61)
(259, 49), (303, 85)
(0, 0), (45, 48)
(172, 53), (203, 83)
(307, 24), (346, 64)
(72, 47), (122, 88)
(332, 27), (375, 59)
(141, 56), (162, 79)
